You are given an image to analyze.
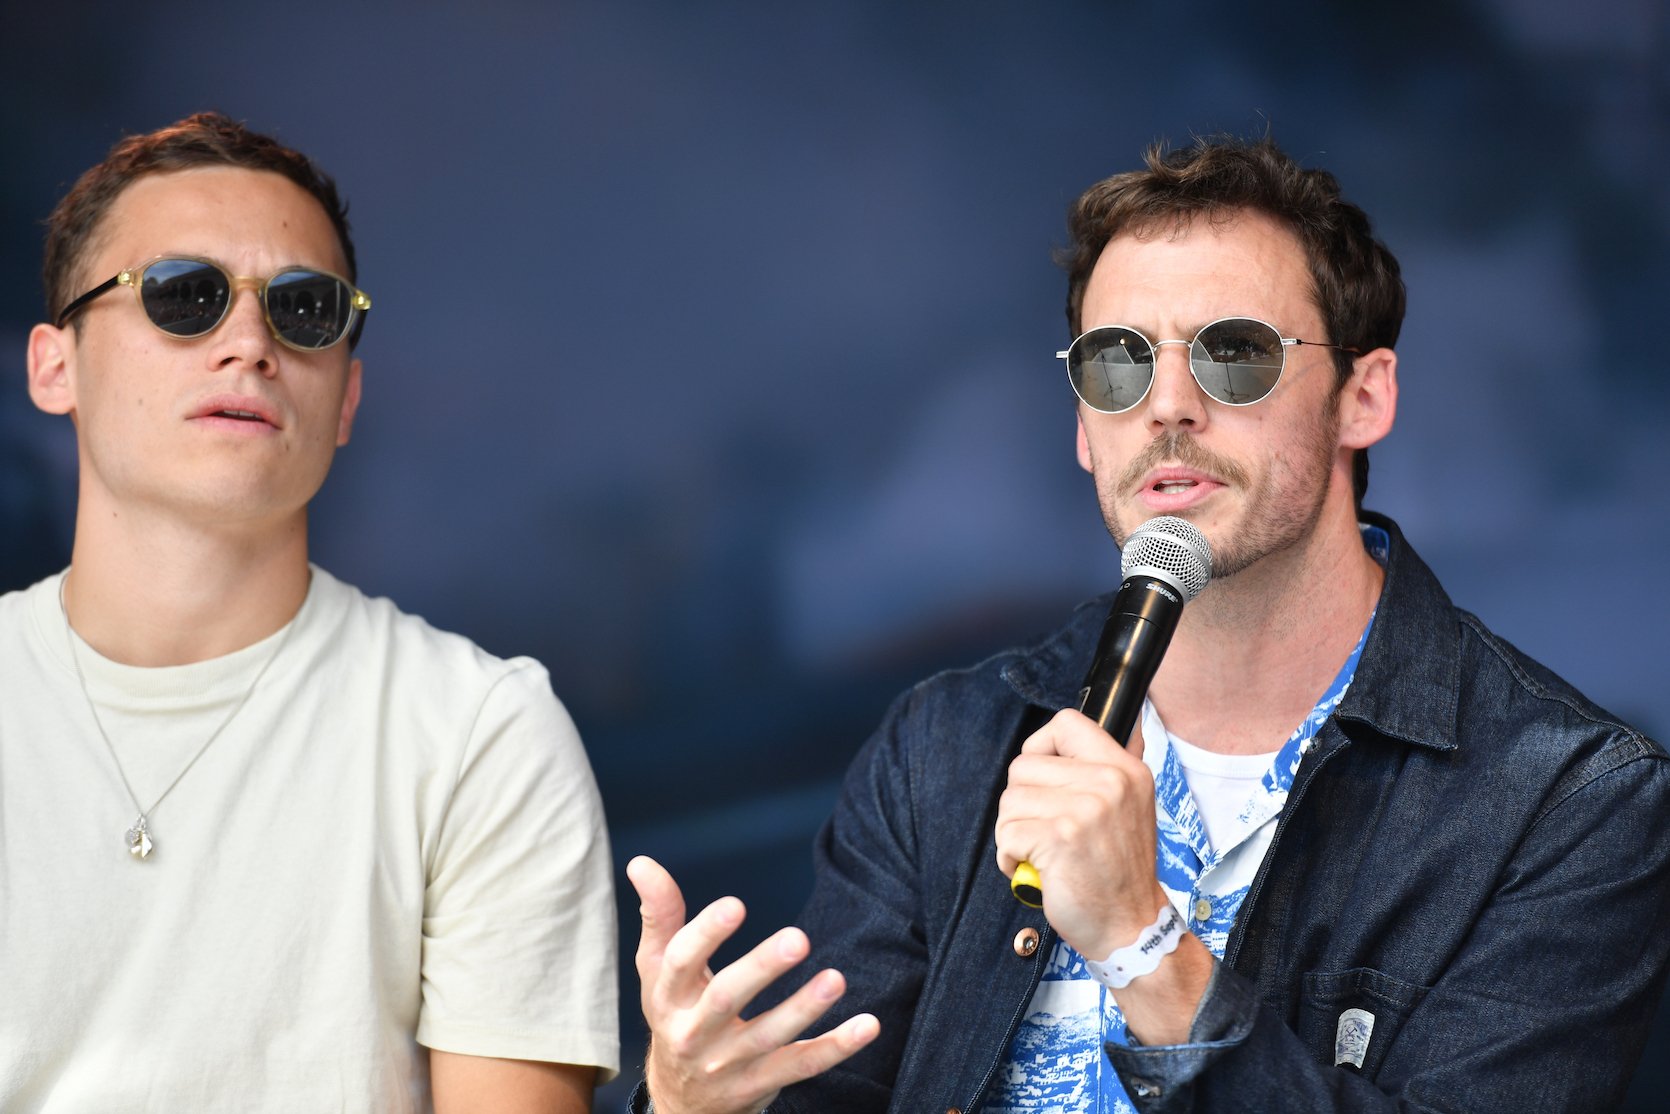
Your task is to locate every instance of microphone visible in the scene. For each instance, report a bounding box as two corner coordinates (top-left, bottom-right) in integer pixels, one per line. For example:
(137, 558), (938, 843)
(1010, 515), (1213, 908)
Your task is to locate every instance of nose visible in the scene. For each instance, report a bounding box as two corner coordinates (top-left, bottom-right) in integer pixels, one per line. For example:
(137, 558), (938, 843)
(205, 277), (277, 378)
(1142, 340), (1208, 433)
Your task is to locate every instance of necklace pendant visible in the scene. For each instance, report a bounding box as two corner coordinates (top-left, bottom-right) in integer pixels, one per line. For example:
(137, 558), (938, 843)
(126, 817), (153, 860)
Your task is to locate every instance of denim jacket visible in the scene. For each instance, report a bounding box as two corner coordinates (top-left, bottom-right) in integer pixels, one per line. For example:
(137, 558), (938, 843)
(632, 514), (1670, 1112)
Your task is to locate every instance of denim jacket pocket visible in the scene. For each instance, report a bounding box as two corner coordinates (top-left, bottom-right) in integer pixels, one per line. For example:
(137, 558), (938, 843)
(1298, 967), (1430, 1079)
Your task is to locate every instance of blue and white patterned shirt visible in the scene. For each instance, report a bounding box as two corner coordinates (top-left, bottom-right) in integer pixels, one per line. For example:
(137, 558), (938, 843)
(988, 526), (1388, 1113)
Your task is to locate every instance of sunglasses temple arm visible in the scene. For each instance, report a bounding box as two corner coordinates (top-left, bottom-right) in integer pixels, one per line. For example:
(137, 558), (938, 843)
(53, 274), (123, 329)
(347, 308), (369, 350)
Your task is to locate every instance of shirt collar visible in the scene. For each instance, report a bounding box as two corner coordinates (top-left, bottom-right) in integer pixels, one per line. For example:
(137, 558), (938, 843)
(1000, 512), (1460, 753)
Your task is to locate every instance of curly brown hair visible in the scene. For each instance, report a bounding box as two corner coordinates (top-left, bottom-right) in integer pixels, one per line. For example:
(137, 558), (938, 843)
(1061, 136), (1404, 507)
(42, 112), (357, 326)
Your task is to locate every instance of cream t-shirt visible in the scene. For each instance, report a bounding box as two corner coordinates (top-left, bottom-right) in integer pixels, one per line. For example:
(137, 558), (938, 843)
(0, 568), (618, 1111)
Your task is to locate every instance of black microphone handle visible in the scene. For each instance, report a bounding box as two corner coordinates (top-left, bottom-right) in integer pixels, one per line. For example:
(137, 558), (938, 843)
(1011, 574), (1185, 907)
(1078, 574), (1185, 746)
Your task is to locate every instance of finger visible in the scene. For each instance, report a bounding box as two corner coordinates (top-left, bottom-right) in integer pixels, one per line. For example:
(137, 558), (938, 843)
(1005, 751), (1121, 789)
(725, 964), (849, 1061)
(994, 806), (1051, 878)
(1001, 777), (1148, 837)
(1125, 717), (1146, 762)
(994, 803), (1113, 879)
(1055, 708), (1136, 758)
(1017, 712), (1069, 756)
(1020, 708), (1125, 760)
(995, 844), (1022, 879)
(1001, 768), (1145, 825)
(994, 784), (1062, 873)
(658, 895), (748, 1007)
(996, 782), (1067, 824)
(994, 796), (1057, 878)
(693, 925), (812, 1041)
(745, 1012), (881, 1095)
(627, 855), (688, 984)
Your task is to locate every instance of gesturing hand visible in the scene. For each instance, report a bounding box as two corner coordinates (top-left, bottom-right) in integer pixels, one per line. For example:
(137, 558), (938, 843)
(628, 856), (879, 1114)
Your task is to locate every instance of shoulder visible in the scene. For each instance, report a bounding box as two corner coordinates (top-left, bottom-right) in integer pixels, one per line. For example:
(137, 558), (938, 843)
(300, 566), (571, 736)
(0, 571), (66, 668)
(306, 566), (538, 679)
(0, 583), (31, 645)
(1353, 517), (1660, 775)
(0, 579), (33, 616)
(0, 570), (63, 624)
(1453, 607), (1665, 799)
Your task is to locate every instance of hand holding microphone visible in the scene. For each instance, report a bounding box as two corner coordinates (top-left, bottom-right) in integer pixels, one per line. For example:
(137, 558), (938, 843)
(1007, 516), (1211, 907)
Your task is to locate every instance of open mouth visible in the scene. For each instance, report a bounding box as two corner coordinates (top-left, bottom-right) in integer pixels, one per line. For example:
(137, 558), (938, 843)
(1153, 479), (1198, 495)
(214, 409), (267, 423)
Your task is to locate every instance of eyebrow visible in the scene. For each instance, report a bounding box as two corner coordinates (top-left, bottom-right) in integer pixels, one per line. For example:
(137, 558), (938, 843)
(1119, 320), (1215, 342)
(1161, 317), (1290, 341)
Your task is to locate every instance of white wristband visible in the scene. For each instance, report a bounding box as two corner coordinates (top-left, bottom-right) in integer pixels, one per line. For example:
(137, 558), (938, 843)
(1085, 903), (1186, 990)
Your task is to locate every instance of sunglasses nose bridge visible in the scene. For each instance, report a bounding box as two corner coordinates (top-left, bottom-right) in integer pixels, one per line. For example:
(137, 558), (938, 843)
(1149, 336), (1199, 386)
(210, 273), (285, 352)
(1143, 337), (1216, 422)
(225, 273), (269, 316)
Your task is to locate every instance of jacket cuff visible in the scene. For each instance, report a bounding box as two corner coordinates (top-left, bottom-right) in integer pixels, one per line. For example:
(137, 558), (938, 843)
(1103, 962), (1256, 1110)
(626, 1080), (799, 1114)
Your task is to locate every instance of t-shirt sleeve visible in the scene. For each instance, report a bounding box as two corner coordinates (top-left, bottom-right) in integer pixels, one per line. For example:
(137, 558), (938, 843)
(415, 660), (619, 1080)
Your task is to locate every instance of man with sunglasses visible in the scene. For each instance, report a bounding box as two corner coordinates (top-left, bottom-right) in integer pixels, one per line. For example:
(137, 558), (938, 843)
(628, 136), (1670, 1112)
(0, 114), (616, 1110)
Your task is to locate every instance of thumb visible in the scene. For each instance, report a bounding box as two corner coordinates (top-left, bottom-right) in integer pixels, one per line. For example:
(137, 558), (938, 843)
(626, 855), (687, 976)
(1124, 717), (1145, 762)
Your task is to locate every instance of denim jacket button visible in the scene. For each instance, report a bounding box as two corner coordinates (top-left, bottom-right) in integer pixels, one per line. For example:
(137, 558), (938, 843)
(1130, 1077), (1162, 1098)
(1013, 927), (1040, 957)
(946, 1107), (962, 1114)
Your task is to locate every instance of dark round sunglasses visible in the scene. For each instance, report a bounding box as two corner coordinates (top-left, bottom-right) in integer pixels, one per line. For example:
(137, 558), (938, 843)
(1060, 316), (1358, 413)
(54, 255), (372, 352)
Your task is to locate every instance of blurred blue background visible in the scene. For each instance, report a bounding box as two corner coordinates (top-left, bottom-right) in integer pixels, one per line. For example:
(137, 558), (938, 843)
(3, 1), (1667, 1107)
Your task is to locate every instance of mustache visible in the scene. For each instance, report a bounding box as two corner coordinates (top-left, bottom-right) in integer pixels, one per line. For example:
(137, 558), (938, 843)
(1118, 433), (1249, 496)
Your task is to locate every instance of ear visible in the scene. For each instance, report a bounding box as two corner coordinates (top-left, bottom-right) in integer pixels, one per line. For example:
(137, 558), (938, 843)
(1337, 347), (1397, 451)
(336, 357), (363, 447)
(1075, 410), (1094, 473)
(26, 323), (77, 416)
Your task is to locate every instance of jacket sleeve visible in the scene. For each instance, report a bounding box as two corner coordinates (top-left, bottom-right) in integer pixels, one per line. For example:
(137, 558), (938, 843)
(1106, 732), (1670, 1113)
(758, 683), (937, 1113)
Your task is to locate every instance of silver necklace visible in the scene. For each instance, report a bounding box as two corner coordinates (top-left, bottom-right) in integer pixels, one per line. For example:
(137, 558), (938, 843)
(58, 575), (296, 861)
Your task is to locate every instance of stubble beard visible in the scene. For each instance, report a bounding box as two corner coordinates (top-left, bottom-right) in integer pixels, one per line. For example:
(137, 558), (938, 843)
(1096, 397), (1342, 581)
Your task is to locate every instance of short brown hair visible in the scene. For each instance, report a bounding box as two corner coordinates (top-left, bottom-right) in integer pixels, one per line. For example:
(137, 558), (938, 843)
(42, 112), (357, 324)
(1061, 135), (1404, 507)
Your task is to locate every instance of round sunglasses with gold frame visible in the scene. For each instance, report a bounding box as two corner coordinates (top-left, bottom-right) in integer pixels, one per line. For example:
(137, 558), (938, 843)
(54, 255), (371, 352)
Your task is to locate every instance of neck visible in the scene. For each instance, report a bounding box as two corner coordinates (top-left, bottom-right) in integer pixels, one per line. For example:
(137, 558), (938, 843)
(1146, 502), (1382, 755)
(63, 495), (312, 667)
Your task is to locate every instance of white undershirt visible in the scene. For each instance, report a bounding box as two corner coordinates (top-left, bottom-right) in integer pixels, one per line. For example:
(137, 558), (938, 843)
(1166, 733), (1284, 854)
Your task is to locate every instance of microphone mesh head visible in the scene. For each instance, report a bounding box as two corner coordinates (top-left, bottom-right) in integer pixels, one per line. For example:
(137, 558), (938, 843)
(1121, 516), (1213, 601)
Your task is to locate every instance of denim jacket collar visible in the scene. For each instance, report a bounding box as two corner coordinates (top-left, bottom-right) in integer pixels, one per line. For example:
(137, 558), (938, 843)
(998, 511), (1460, 753)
